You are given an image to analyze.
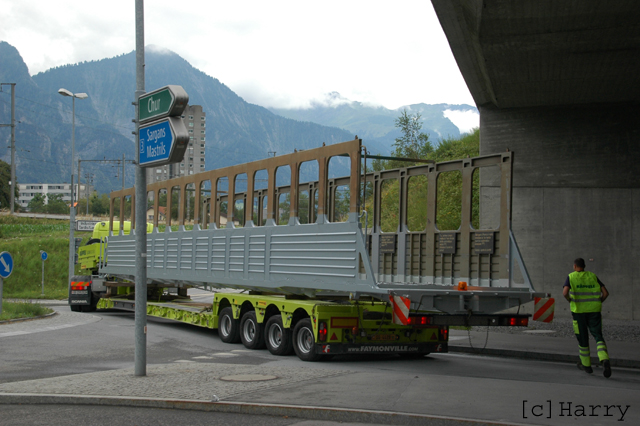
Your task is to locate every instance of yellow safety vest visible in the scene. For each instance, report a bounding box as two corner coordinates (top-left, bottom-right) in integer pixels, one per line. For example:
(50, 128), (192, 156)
(568, 271), (602, 313)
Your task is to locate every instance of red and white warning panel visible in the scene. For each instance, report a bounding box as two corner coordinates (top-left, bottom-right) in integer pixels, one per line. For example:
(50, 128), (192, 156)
(533, 297), (555, 323)
(390, 295), (410, 325)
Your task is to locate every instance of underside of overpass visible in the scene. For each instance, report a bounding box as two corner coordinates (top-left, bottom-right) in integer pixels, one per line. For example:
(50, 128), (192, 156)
(432, 0), (640, 319)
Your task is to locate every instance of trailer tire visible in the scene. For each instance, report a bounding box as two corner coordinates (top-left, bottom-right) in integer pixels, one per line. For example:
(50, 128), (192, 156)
(293, 319), (322, 362)
(218, 307), (240, 343)
(265, 316), (293, 356)
(240, 311), (265, 349)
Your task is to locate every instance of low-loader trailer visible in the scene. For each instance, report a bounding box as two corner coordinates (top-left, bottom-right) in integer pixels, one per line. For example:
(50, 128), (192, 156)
(71, 138), (543, 361)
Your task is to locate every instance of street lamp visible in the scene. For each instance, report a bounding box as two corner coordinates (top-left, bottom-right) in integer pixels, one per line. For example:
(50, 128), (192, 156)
(58, 88), (88, 289)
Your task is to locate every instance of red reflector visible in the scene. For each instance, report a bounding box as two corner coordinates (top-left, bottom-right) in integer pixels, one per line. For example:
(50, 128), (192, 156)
(407, 316), (431, 326)
(508, 317), (529, 326)
(439, 326), (449, 341)
(318, 322), (328, 342)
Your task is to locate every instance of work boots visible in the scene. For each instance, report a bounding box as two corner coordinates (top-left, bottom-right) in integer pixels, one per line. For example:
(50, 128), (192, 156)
(603, 360), (612, 378)
(577, 361), (593, 374)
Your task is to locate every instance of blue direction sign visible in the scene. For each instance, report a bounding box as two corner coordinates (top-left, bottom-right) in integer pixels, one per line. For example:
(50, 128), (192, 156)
(41, 251), (48, 261)
(139, 116), (189, 167)
(0, 251), (13, 278)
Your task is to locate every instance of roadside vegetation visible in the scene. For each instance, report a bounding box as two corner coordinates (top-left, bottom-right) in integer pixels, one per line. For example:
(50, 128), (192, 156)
(0, 300), (53, 321)
(0, 215), (92, 299)
(366, 109), (480, 232)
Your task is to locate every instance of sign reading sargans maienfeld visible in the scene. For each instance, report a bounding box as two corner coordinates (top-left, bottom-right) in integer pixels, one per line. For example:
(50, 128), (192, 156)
(138, 85), (190, 168)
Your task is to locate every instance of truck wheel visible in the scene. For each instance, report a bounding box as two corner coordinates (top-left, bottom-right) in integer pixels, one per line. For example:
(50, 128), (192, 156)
(240, 311), (265, 349)
(70, 305), (82, 312)
(265, 316), (293, 356)
(293, 319), (322, 362)
(218, 307), (240, 343)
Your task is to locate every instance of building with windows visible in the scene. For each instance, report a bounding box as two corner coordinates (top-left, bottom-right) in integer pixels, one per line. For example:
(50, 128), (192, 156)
(17, 183), (93, 210)
(146, 105), (206, 182)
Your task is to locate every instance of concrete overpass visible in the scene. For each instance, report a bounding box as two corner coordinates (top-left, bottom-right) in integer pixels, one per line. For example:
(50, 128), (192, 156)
(432, 0), (640, 320)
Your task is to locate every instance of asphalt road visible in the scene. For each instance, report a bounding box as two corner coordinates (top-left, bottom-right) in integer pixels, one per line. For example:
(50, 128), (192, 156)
(1, 303), (639, 425)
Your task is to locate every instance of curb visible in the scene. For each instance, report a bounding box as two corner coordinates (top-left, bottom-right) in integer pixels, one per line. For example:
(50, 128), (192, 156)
(0, 311), (58, 325)
(4, 299), (69, 306)
(448, 346), (640, 369)
(0, 393), (532, 426)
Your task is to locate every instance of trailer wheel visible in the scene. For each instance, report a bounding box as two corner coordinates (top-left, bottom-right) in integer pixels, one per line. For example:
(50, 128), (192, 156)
(240, 311), (265, 349)
(265, 316), (293, 356)
(218, 307), (240, 343)
(293, 319), (322, 362)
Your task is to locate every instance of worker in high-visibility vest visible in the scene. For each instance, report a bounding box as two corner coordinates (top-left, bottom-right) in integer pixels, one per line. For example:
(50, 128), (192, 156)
(563, 258), (611, 378)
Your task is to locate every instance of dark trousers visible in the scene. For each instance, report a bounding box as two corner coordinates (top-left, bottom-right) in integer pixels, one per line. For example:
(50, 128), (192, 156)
(572, 311), (609, 366)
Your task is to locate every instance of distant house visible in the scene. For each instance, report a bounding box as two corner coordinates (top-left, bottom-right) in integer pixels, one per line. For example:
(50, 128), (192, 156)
(146, 206), (166, 222)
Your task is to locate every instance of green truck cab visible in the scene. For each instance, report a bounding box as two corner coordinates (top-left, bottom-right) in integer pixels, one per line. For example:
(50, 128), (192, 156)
(77, 221), (153, 273)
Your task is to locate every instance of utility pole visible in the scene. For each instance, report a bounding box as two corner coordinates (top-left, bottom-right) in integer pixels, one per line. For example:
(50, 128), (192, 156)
(134, 0), (148, 377)
(85, 173), (94, 215)
(78, 158), (133, 215)
(0, 83), (16, 214)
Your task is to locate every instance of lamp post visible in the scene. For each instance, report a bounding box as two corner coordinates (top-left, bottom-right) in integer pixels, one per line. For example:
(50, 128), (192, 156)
(58, 88), (88, 289)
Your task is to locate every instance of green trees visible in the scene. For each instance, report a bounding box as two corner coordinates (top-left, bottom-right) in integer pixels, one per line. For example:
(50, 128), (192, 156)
(26, 193), (68, 214)
(0, 160), (18, 210)
(26, 193), (46, 212)
(390, 109), (434, 166)
(45, 193), (68, 214)
(376, 109), (480, 232)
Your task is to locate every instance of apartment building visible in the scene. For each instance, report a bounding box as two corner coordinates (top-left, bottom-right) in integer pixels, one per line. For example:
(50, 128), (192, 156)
(17, 183), (92, 210)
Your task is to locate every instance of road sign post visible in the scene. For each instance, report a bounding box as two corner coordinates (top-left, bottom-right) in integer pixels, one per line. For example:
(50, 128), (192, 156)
(40, 251), (48, 296)
(0, 251), (14, 316)
(135, 81), (188, 376)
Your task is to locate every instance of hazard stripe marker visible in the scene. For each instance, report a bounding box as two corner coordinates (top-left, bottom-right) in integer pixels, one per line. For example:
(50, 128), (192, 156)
(390, 295), (410, 325)
(533, 297), (555, 323)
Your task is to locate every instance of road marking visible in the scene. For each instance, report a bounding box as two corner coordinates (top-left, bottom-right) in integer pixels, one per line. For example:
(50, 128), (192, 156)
(0, 314), (101, 338)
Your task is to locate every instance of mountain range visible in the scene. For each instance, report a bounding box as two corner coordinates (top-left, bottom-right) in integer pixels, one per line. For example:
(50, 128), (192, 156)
(270, 92), (476, 151)
(0, 41), (476, 194)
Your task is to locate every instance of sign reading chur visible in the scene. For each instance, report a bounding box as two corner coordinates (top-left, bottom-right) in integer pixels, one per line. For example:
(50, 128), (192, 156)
(138, 85), (188, 124)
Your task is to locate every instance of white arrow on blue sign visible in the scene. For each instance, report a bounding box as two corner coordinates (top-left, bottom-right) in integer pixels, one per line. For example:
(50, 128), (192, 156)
(138, 116), (189, 168)
(41, 251), (48, 261)
(0, 251), (13, 278)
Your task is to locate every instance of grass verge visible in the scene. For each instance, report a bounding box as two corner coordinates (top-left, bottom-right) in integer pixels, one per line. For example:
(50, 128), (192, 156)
(1, 215), (93, 299)
(0, 301), (54, 321)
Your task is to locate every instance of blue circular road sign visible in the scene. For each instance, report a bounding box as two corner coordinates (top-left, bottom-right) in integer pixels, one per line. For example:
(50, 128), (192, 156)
(41, 251), (48, 261)
(0, 251), (14, 278)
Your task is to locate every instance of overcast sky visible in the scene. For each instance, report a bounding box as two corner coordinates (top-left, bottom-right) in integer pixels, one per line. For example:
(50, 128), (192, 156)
(0, 0), (479, 131)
